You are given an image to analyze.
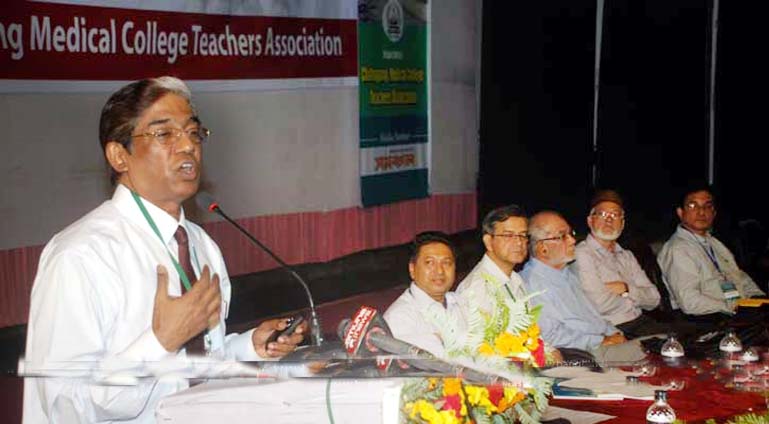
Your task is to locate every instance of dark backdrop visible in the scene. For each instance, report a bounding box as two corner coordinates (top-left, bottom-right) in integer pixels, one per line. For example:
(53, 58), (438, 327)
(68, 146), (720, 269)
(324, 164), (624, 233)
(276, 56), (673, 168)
(479, 0), (766, 246)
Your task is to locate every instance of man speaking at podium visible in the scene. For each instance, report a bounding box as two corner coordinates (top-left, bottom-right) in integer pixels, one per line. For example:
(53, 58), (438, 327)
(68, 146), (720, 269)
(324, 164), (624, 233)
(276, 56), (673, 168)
(23, 77), (305, 423)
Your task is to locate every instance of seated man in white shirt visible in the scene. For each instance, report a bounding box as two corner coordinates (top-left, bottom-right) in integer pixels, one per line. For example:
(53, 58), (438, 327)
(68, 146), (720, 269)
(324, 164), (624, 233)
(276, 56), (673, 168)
(23, 77), (305, 424)
(456, 205), (529, 310)
(384, 231), (470, 358)
(456, 205), (562, 363)
(658, 185), (765, 321)
(575, 190), (667, 339)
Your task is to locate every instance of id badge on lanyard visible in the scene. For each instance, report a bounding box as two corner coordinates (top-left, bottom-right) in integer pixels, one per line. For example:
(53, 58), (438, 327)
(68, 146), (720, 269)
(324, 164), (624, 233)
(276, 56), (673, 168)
(702, 242), (739, 301)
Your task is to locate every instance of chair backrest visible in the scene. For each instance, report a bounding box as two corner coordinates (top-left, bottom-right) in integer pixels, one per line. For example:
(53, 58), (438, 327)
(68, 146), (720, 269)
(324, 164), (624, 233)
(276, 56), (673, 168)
(623, 236), (675, 319)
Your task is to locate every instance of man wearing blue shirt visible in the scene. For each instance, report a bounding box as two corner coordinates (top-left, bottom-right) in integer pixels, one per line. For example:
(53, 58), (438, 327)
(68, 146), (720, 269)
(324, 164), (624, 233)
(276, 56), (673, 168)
(520, 211), (646, 365)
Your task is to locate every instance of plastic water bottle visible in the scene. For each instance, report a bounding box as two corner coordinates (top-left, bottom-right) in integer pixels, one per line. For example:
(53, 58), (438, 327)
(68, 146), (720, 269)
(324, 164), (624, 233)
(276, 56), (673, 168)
(646, 390), (676, 423)
(719, 329), (743, 366)
(719, 329), (743, 354)
(660, 334), (685, 366)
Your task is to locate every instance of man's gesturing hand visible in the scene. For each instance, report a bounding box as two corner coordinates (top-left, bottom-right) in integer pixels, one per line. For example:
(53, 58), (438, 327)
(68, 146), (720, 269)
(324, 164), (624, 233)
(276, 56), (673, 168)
(152, 265), (222, 352)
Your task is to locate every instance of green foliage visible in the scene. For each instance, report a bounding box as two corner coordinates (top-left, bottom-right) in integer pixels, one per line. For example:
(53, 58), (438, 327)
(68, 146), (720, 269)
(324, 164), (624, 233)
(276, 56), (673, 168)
(529, 304), (542, 323)
(726, 412), (769, 424)
(673, 412), (769, 424)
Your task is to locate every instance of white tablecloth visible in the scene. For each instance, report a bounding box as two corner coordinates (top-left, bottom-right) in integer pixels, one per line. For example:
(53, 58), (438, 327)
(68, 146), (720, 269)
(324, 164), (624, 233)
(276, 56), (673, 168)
(155, 378), (403, 424)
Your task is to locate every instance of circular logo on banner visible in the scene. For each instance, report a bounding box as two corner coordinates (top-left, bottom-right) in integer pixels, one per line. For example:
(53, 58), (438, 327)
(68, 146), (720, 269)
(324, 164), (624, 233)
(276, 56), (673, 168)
(382, 0), (404, 43)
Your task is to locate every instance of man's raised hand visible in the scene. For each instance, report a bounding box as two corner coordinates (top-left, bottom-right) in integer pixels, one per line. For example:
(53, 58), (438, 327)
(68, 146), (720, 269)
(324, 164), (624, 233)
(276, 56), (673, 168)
(152, 265), (221, 352)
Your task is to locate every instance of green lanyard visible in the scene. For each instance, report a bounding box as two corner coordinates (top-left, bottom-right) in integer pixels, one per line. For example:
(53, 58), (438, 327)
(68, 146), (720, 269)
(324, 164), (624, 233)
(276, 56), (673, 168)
(130, 191), (193, 291)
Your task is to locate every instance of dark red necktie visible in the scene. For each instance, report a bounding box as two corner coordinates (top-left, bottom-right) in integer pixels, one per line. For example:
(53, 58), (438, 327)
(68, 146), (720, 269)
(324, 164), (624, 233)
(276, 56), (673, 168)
(174, 226), (206, 355)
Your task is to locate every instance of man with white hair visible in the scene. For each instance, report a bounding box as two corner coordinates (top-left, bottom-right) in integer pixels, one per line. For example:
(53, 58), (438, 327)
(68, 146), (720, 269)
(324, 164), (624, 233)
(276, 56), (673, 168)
(521, 211), (646, 364)
(575, 190), (665, 339)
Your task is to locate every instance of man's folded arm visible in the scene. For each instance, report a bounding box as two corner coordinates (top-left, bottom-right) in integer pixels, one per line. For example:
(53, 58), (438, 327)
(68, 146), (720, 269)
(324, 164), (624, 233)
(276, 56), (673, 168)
(574, 250), (627, 315)
(625, 257), (661, 309)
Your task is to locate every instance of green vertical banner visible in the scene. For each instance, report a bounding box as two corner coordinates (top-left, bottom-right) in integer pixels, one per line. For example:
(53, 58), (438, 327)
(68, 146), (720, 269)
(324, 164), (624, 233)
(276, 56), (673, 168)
(358, 0), (429, 207)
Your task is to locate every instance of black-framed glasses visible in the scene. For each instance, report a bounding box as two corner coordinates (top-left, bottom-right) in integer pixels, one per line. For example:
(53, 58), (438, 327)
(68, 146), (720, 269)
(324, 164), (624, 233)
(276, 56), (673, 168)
(492, 232), (529, 242)
(132, 126), (211, 145)
(537, 229), (576, 243)
(591, 210), (625, 221)
(683, 201), (714, 212)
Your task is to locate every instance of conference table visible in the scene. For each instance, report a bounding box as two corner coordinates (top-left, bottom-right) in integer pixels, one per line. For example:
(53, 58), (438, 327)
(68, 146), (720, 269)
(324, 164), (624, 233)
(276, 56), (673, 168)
(155, 355), (768, 423)
(551, 356), (768, 423)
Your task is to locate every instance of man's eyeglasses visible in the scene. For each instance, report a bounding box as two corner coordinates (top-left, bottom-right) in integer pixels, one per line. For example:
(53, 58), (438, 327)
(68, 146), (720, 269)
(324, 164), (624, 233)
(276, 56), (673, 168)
(683, 202), (714, 212)
(492, 233), (529, 242)
(132, 126), (211, 145)
(591, 210), (624, 221)
(537, 229), (576, 243)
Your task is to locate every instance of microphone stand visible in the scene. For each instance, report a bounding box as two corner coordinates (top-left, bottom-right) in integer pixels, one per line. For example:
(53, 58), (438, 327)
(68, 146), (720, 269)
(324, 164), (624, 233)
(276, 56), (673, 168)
(209, 204), (323, 346)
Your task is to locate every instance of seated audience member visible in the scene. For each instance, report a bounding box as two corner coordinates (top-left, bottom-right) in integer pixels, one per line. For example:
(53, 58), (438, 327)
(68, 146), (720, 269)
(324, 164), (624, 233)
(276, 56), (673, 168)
(456, 205), (530, 311)
(456, 205), (562, 363)
(23, 77), (304, 423)
(521, 211), (646, 364)
(384, 231), (470, 358)
(658, 185), (765, 320)
(575, 190), (667, 339)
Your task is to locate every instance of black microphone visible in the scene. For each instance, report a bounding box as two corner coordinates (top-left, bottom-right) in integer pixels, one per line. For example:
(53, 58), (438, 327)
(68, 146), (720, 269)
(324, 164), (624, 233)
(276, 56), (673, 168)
(195, 191), (323, 346)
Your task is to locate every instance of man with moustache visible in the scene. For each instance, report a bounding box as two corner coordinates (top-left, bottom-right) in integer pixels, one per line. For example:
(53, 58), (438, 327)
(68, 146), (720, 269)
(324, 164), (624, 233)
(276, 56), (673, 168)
(575, 190), (665, 339)
(23, 77), (305, 423)
(384, 231), (470, 358)
(521, 211), (646, 364)
(658, 185), (765, 319)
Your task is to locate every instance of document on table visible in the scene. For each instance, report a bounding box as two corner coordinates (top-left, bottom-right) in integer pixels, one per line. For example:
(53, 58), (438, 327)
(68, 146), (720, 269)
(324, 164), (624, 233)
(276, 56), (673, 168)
(542, 405), (616, 424)
(543, 366), (663, 400)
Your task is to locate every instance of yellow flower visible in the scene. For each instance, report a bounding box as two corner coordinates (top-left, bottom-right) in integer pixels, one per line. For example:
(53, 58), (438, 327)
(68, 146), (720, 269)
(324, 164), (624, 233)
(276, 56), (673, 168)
(497, 387), (525, 412)
(428, 378), (439, 390)
(408, 398), (468, 424)
(442, 378), (462, 396)
(464, 386), (498, 413)
(464, 385), (487, 406)
(410, 400), (441, 422)
(477, 342), (494, 356)
(494, 332), (526, 356)
(436, 410), (462, 424)
(525, 335), (539, 351)
(527, 324), (540, 338)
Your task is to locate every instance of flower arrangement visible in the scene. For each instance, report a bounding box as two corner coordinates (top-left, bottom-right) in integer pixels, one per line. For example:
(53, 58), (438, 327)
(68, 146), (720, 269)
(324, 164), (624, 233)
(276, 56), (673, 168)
(473, 272), (550, 369)
(403, 272), (554, 423)
(478, 310), (546, 367)
(401, 377), (546, 424)
(420, 271), (552, 371)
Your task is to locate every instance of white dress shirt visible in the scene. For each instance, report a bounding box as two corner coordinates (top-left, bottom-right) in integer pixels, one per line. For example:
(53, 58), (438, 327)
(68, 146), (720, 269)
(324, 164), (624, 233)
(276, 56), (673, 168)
(455, 253), (527, 314)
(383, 283), (470, 358)
(575, 234), (661, 325)
(658, 225), (765, 315)
(23, 185), (264, 424)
